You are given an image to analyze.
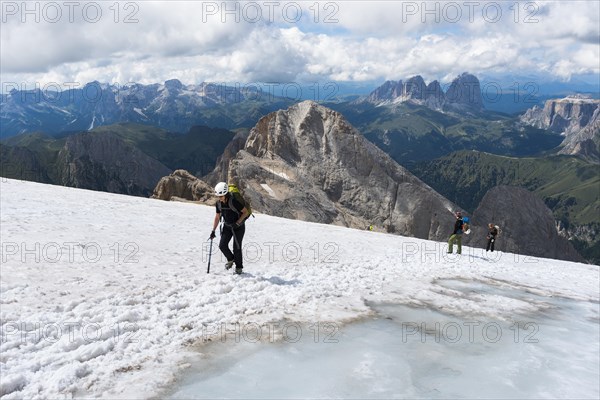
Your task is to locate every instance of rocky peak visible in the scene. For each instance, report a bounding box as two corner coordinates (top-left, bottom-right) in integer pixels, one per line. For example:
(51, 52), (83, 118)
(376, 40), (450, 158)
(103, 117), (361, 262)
(84, 80), (102, 88)
(365, 76), (430, 104)
(402, 75), (427, 100)
(444, 73), (484, 112)
(424, 80), (445, 108)
(366, 80), (403, 103)
(244, 100), (352, 164)
(226, 101), (458, 240)
(164, 79), (184, 91)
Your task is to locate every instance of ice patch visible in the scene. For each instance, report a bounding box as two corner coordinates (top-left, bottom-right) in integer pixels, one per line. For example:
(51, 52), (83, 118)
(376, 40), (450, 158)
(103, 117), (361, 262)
(260, 183), (278, 199)
(169, 299), (599, 399)
(261, 166), (292, 181)
(133, 108), (148, 118)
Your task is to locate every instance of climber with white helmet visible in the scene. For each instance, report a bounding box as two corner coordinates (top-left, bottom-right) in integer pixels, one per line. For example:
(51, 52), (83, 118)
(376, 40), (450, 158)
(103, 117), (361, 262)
(210, 182), (250, 274)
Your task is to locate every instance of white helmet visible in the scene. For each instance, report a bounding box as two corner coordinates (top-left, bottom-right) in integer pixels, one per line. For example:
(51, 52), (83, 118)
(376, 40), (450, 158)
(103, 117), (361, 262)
(214, 182), (228, 196)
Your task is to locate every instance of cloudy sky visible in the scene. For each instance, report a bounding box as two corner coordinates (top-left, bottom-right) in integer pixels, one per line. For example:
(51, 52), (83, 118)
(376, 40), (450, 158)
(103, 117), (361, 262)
(1, 0), (599, 91)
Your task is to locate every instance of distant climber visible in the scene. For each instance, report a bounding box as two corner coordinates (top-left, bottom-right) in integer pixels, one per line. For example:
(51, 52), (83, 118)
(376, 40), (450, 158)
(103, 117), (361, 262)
(486, 223), (499, 252)
(447, 211), (467, 254)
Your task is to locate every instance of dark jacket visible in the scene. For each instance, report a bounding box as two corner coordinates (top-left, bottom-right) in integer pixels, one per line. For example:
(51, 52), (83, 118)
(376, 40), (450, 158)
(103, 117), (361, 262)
(216, 194), (245, 225)
(452, 218), (464, 235)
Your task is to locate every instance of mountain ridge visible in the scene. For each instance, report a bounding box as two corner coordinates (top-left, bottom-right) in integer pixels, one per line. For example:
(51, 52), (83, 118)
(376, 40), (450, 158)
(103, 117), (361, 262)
(0, 80), (294, 138)
(0, 123), (235, 196)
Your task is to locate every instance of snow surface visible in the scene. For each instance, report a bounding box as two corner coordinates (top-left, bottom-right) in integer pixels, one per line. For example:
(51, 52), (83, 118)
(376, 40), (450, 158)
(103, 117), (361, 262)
(0, 178), (598, 399)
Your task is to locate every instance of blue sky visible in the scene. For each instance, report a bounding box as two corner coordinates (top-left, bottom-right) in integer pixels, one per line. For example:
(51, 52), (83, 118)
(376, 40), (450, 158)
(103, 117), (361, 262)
(1, 1), (599, 91)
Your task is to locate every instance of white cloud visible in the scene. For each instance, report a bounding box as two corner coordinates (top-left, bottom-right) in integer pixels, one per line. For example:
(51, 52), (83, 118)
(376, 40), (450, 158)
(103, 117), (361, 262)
(1, 1), (598, 88)
(547, 44), (600, 81)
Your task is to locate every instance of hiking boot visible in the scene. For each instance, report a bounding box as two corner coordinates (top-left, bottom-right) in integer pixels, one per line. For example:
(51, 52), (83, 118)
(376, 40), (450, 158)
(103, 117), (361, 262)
(235, 267), (243, 275)
(225, 260), (234, 270)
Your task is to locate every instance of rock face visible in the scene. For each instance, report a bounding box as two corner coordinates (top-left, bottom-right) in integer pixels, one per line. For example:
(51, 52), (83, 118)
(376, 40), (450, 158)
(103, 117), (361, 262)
(424, 80), (446, 109)
(366, 80), (405, 103)
(361, 72), (482, 113)
(521, 96), (599, 134)
(152, 169), (214, 203)
(521, 96), (600, 161)
(557, 116), (600, 162)
(57, 131), (171, 196)
(224, 101), (458, 240)
(467, 186), (585, 263)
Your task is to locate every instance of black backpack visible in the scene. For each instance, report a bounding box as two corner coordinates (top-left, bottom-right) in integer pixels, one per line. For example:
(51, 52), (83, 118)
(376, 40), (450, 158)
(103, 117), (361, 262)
(217, 184), (252, 222)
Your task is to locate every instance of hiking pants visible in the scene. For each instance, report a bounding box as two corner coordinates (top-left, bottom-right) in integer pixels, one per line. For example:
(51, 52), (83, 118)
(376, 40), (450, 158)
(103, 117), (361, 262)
(448, 234), (462, 254)
(220, 224), (245, 268)
(486, 237), (495, 252)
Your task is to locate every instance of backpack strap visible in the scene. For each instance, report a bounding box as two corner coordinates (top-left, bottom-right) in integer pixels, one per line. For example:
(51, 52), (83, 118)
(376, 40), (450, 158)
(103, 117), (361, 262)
(217, 195), (243, 216)
(228, 196), (241, 216)
(216, 201), (223, 222)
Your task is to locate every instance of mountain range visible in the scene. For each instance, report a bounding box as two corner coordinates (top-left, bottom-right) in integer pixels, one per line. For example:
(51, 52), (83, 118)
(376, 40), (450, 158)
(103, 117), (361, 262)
(0, 80), (294, 138)
(4, 75), (595, 166)
(1, 73), (597, 263)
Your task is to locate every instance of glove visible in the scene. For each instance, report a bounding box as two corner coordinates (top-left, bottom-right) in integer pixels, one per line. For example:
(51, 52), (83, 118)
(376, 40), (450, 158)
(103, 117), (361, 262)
(209, 230), (216, 240)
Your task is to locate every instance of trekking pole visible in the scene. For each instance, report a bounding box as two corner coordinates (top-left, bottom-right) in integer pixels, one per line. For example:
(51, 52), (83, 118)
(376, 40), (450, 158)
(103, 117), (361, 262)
(206, 238), (213, 274)
(230, 224), (240, 250)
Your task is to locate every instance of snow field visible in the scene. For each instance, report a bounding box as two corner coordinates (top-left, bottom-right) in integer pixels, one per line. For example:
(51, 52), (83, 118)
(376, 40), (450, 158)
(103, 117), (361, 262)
(0, 178), (598, 398)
